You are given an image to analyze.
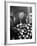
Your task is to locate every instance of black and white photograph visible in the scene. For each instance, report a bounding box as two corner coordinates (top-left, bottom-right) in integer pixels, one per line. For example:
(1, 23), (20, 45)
(10, 6), (32, 40)
(6, 2), (36, 44)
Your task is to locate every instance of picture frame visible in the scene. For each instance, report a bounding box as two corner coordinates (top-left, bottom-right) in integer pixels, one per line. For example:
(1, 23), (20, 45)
(5, 1), (36, 45)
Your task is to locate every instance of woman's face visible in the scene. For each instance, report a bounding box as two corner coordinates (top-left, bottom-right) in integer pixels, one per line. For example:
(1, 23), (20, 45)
(19, 12), (24, 19)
